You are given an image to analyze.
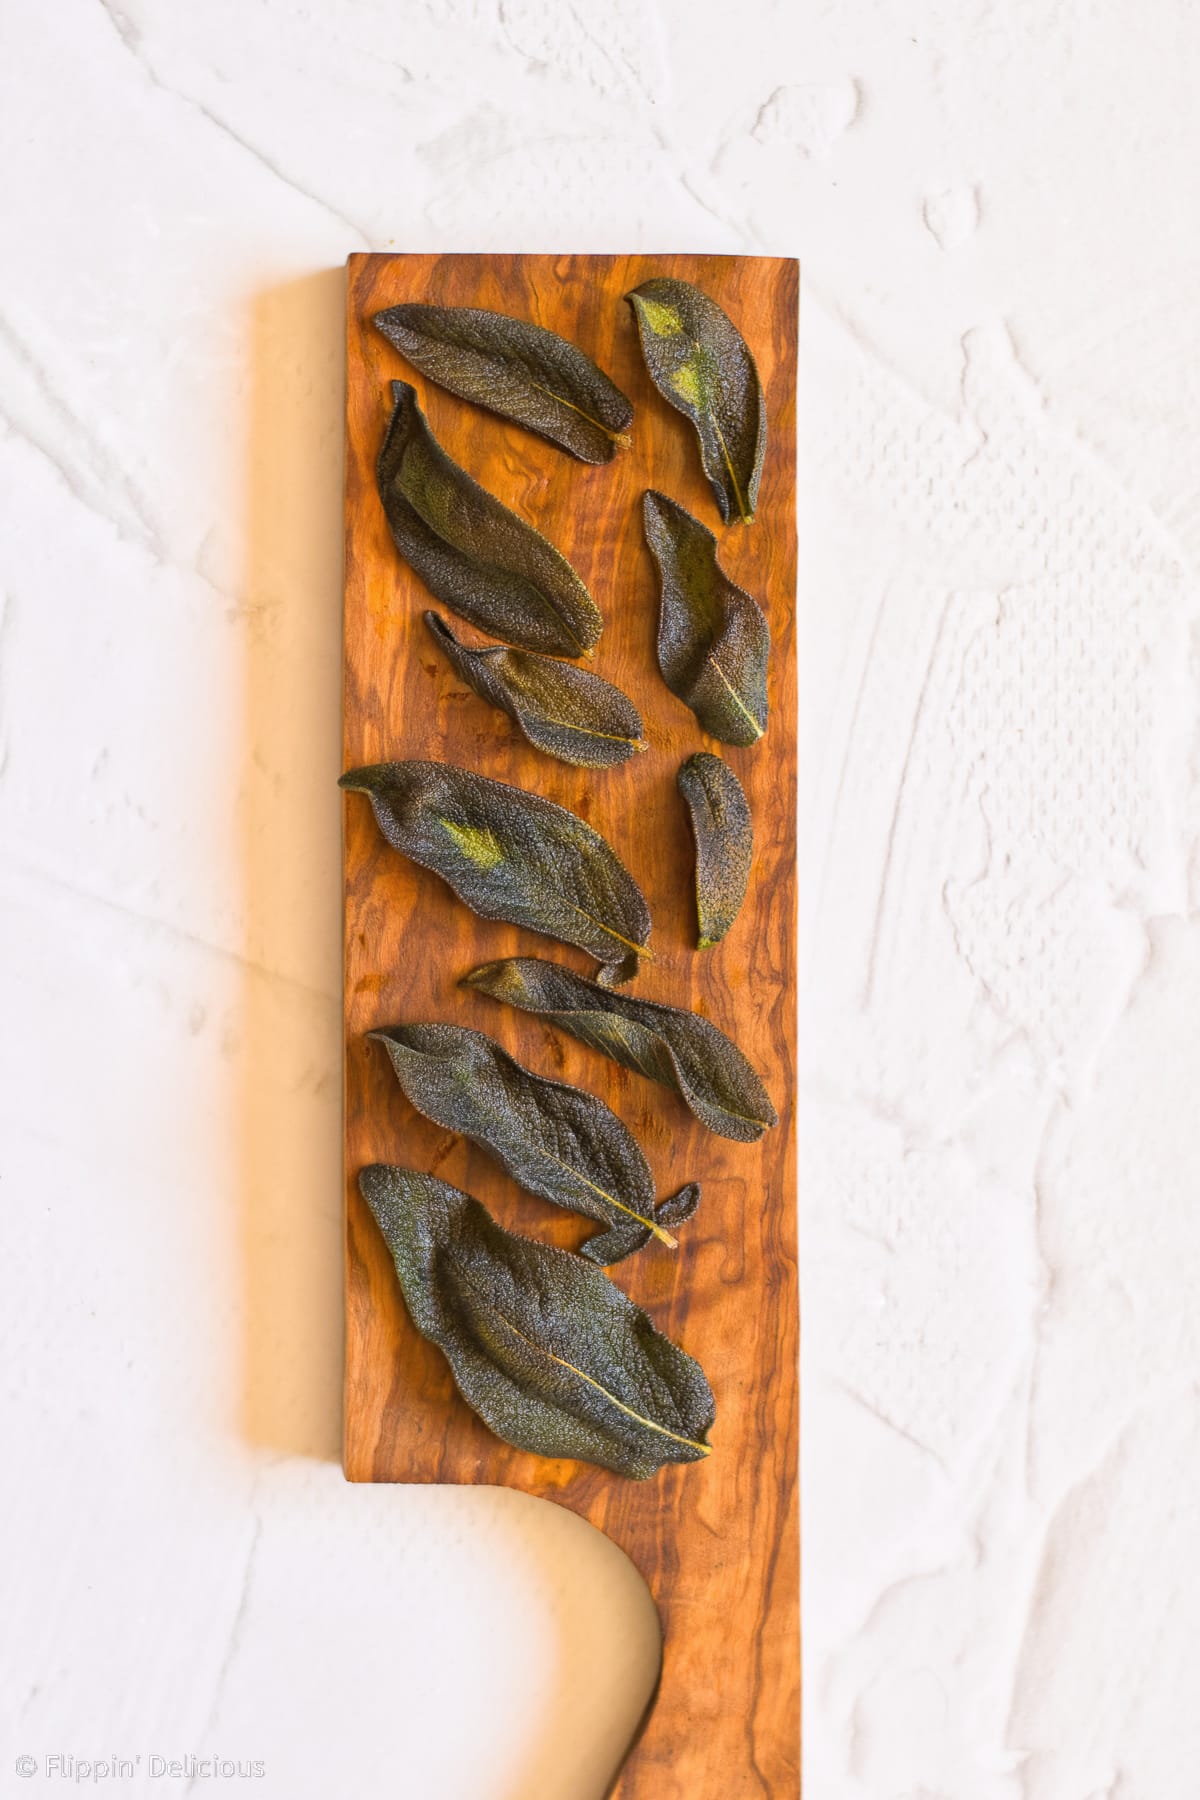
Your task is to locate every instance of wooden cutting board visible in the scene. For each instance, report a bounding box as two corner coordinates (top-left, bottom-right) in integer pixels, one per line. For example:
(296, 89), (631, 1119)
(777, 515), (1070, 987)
(342, 251), (798, 1798)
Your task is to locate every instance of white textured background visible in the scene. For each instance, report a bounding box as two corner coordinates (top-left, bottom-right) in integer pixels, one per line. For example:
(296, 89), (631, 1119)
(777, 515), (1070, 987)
(2, 3), (1198, 1796)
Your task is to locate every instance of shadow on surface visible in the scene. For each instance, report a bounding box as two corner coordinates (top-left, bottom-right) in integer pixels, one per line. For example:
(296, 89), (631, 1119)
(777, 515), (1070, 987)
(235, 268), (662, 1800)
(492, 1492), (663, 1800)
(240, 269), (346, 1461)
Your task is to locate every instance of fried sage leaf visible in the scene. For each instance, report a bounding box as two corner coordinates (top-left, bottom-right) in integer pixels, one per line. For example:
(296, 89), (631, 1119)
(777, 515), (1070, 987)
(373, 304), (634, 465)
(678, 752), (753, 949)
(463, 956), (777, 1143)
(359, 1166), (715, 1477)
(377, 380), (602, 657)
(642, 490), (769, 746)
(424, 612), (645, 769)
(627, 275), (765, 525)
(369, 1022), (698, 1264)
(340, 760), (651, 983)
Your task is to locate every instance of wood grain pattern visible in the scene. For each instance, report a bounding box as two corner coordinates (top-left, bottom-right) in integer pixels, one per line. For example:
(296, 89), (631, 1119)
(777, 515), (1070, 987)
(343, 252), (798, 1798)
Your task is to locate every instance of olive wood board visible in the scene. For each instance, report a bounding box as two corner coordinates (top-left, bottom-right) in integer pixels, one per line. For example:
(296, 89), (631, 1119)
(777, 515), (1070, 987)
(342, 251), (799, 1799)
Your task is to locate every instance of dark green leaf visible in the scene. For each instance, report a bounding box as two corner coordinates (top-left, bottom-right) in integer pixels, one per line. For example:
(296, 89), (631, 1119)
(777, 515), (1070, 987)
(368, 1022), (698, 1264)
(424, 611), (645, 769)
(359, 1166), (715, 1478)
(627, 276), (765, 525)
(463, 956), (777, 1143)
(373, 303), (634, 464)
(678, 752), (753, 948)
(340, 760), (651, 983)
(376, 380), (602, 657)
(642, 490), (769, 746)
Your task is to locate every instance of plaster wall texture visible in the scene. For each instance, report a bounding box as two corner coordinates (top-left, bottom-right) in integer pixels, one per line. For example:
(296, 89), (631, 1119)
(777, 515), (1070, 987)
(2, 3), (1198, 1796)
